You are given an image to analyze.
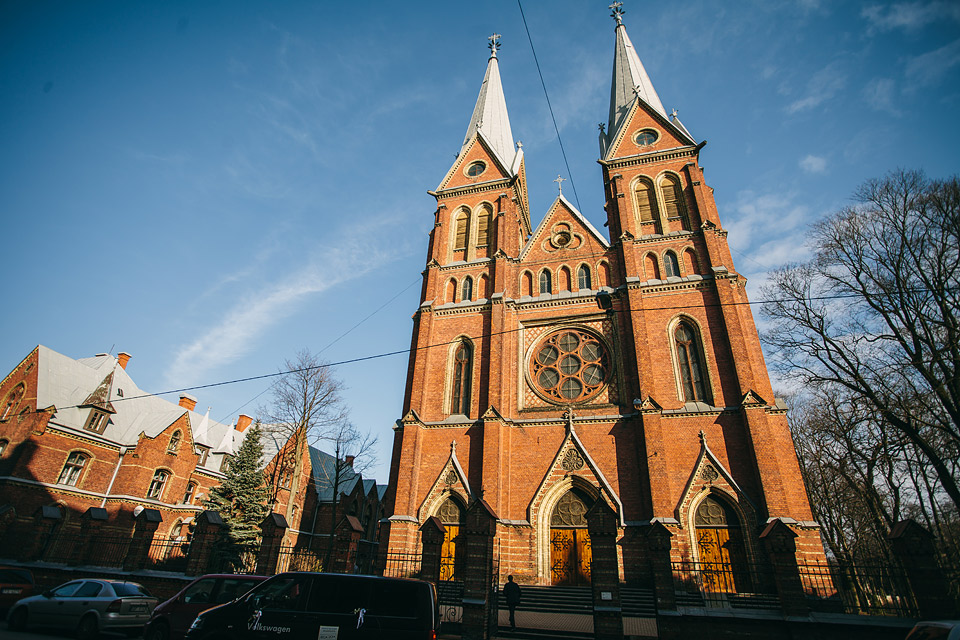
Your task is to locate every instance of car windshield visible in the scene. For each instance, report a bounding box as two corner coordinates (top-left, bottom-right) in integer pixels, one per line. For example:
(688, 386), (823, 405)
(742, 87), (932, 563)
(113, 583), (151, 597)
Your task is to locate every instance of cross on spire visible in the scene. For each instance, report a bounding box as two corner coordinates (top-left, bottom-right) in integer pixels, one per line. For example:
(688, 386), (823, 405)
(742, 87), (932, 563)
(609, 2), (624, 25)
(554, 174), (567, 195)
(488, 33), (501, 56)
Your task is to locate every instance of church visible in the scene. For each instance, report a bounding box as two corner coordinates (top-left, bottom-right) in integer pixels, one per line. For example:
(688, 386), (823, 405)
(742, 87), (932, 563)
(381, 7), (826, 586)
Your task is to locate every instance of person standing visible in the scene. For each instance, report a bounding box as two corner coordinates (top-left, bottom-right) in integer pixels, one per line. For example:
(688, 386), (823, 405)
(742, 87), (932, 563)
(504, 575), (521, 631)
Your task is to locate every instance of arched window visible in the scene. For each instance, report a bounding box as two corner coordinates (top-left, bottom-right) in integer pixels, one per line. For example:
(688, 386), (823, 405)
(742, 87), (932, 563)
(168, 430), (182, 453)
(450, 342), (473, 416)
(664, 251), (681, 278)
(0, 439), (8, 456)
(577, 265), (592, 290)
(661, 174), (687, 220)
(147, 469), (170, 500)
(453, 210), (469, 251)
(634, 179), (658, 224)
(183, 481), (197, 504)
(57, 452), (89, 486)
(461, 276), (473, 302)
(2, 384), (25, 420)
(539, 270), (552, 295)
(476, 205), (492, 247)
(675, 322), (709, 402)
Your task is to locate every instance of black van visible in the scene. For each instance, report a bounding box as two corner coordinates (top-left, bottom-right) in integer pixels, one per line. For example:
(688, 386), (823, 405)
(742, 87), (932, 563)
(184, 572), (439, 640)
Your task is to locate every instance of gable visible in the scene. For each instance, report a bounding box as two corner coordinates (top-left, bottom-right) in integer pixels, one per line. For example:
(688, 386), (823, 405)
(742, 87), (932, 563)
(605, 98), (695, 162)
(436, 134), (513, 193)
(519, 195), (610, 265)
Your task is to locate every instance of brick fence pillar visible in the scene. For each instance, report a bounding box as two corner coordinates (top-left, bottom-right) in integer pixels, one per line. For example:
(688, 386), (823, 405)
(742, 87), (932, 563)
(587, 499), (623, 640)
(19, 505), (61, 562)
(256, 513), (288, 576)
(419, 516), (445, 584)
(461, 498), (498, 640)
(760, 518), (809, 617)
(888, 519), (955, 619)
(332, 515), (363, 573)
(73, 507), (108, 566)
(645, 522), (676, 612)
(124, 508), (162, 571)
(185, 510), (223, 576)
(0, 504), (17, 550)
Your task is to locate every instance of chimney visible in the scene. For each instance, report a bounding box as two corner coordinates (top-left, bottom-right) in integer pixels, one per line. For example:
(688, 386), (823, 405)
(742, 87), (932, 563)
(345, 455), (355, 467)
(236, 414), (253, 432)
(117, 352), (132, 370)
(178, 393), (198, 411)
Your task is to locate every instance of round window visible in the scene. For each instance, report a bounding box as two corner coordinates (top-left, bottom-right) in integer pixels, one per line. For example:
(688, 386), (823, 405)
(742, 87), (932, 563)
(528, 329), (609, 404)
(633, 129), (658, 147)
(466, 161), (486, 177)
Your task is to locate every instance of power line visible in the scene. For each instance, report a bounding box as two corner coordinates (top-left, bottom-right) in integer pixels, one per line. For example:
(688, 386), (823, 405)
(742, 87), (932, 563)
(517, 0), (582, 211)
(23, 285), (950, 417)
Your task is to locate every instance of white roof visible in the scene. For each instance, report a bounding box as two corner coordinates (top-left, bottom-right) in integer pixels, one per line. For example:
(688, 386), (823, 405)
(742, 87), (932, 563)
(607, 18), (666, 140)
(454, 48), (518, 178)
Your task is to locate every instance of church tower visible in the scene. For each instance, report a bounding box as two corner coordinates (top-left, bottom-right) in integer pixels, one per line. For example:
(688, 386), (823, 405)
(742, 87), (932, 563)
(381, 12), (826, 586)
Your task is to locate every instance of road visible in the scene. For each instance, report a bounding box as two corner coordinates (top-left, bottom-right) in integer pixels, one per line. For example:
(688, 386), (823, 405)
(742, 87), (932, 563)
(0, 621), (135, 639)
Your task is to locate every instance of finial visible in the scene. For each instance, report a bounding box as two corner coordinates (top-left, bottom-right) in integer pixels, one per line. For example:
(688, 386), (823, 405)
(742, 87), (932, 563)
(609, 2), (624, 25)
(598, 123), (606, 133)
(698, 429), (707, 445)
(488, 33), (501, 56)
(562, 407), (576, 433)
(516, 140), (523, 149)
(632, 84), (642, 98)
(670, 108), (679, 119)
(554, 174), (566, 195)
(451, 439), (457, 453)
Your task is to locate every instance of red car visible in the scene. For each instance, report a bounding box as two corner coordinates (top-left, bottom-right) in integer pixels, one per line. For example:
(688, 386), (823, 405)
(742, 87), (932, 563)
(0, 567), (34, 614)
(145, 574), (266, 640)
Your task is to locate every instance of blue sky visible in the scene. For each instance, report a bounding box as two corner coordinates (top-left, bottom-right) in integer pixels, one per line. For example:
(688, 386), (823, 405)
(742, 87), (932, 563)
(2, 1), (959, 483)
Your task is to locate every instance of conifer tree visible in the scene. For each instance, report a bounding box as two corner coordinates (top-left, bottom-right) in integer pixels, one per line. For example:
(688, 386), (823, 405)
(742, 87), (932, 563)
(206, 420), (269, 561)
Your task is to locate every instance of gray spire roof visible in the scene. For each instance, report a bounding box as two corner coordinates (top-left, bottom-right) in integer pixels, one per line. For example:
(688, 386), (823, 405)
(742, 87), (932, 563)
(460, 41), (517, 172)
(606, 15), (667, 145)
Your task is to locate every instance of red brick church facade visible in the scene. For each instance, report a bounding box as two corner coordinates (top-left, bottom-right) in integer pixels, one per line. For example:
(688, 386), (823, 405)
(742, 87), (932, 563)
(381, 11), (827, 586)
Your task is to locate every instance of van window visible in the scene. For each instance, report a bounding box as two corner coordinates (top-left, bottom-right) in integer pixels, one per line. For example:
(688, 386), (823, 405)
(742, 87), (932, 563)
(249, 576), (308, 611)
(307, 576), (369, 614)
(368, 581), (426, 618)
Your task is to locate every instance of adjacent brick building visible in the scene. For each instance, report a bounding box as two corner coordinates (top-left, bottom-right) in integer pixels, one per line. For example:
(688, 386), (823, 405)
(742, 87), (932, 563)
(381, 12), (828, 586)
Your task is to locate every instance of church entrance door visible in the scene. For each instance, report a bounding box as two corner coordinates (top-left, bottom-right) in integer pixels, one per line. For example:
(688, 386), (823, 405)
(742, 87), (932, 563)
(694, 495), (751, 594)
(437, 497), (464, 581)
(549, 489), (592, 585)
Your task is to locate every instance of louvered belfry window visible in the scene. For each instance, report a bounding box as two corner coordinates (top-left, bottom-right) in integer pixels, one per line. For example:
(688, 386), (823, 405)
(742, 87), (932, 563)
(662, 175), (686, 219)
(635, 181), (657, 222)
(476, 206), (491, 246)
(454, 211), (469, 251)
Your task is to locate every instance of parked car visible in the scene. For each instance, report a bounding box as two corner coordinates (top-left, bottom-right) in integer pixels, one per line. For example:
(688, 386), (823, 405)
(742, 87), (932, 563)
(185, 572), (439, 639)
(6, 578), (159, 639)
(145, 573), (267, 640)
(906, 620), (960, 640)
(0, 566), (34, 614)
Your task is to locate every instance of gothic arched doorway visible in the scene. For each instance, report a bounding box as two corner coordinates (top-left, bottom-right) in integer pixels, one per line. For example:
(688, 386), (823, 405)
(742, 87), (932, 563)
(549, 489), (592, 585)
(694, 494), (751, 593)
(437, 497), (464, 581)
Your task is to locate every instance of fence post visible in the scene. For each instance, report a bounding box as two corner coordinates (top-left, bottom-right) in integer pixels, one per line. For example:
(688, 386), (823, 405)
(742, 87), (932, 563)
(888, 519), (955, 619)
(419, 516), (446, 584)
(461, 498), (498, 640)
(256, 513), (288, 576)
(185, 510), (223, 576)
(124, 508), (162, 571)
(587, 499), (623, 640)
(73, 507), (108, 566)
(760, 518), (809, 617)
(332, 515), (363, 573)
(644, 522), (676, 612)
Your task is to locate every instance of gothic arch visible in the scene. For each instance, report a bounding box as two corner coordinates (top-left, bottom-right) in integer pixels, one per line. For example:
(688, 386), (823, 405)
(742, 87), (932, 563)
(656, 171), (689, 231)
(520, 271), (534, 297)
(474, 202), (494, 249)
(478, 273), (489, 299)
(558, 265), (572, 291)
(667, 315), (714, 404)
(461, 276), (473, 302)
(445, 277), (458, 304)
(451, 207), (470, 257)
(443, 337), (474, 416)
(534, 474), (601, 584)
(596, 260), (611, 288)
(683, 247), (700, 275)
(576, 263), (592, 290)
(643, 252), (661, 280)
(663, 250), (681, 278)
(538, 268), (553, 295)
(632, 176), (661, 233)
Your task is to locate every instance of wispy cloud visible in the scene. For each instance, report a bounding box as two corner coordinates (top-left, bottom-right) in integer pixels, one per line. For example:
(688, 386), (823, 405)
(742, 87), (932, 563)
(785, 62), (847, 114)
(863, 77), (901, 115)
(799, 154), (827, 174)
(724, 191), (814, 276)
(904, 38), (960, 89)
(862, 1), (960, 34)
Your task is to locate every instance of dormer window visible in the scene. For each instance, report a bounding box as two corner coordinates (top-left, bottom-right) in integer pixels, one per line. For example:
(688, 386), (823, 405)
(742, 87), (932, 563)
(147, 469), (169, 500)
(116, 388), (123, 397)
(183, 481), (197, 504)
(195, 445), (210, 465)
(84, 410), (108, 434)
(168, 430), (182, 454)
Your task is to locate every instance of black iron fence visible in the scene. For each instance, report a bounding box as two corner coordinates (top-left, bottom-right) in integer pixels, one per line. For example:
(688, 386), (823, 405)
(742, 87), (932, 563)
(671, 560), (779, 610)
(379, 551), (422, 579)
(799, 560), (918, 617)
(276, 546), (323, 573)
(84, 534), (132, 568)
(146, 535), (190, 572)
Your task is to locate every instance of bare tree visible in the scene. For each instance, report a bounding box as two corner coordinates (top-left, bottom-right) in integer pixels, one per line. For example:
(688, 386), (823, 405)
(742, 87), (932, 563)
(762, 169), (960, 511)
(261, 349), (349, 524)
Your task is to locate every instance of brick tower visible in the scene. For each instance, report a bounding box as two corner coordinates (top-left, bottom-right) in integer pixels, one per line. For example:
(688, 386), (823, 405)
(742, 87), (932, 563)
(381, 14), (826, 586)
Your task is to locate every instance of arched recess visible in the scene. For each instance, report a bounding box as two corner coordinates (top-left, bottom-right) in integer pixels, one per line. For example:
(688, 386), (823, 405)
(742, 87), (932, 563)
(535, 476), (600, 585)
(478, 273), (489, 299)
(558, 266), (572, 292)
(436, 495), (465, 581)
(520, 271), (534, 297)
(596, 261), (611, 288)
(644, 252), (661, 280)
(688, 491), (752, 593)
(683, 248), (700, 275)
(446, 278), (458, 304)
(669, 316), (713, 404)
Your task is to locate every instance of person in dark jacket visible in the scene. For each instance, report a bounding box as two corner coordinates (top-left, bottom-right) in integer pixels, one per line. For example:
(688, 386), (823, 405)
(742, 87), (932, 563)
(504, 575), (521, 630)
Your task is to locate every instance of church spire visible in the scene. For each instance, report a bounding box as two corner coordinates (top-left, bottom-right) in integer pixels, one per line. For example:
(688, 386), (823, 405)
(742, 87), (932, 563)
(605, 3), (668, 148)
(458, 34), (518, 174)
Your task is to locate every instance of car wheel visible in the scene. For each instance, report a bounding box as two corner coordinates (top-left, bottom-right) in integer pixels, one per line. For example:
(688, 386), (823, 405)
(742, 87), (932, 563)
(144, 621), (169, 640)
(76, 613), (99, 640)
(8, 606), (27, 631)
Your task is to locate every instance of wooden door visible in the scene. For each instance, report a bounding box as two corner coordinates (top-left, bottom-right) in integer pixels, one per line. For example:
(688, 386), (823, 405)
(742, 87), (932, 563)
(695, 495), (751, 593)
(550, 529), (592, 585)
(440, 525), (458, 581)
(574, 529), (592, 584)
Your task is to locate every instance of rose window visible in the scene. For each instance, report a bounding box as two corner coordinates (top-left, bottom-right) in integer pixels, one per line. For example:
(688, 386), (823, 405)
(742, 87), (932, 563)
(529, 329), (609, 403)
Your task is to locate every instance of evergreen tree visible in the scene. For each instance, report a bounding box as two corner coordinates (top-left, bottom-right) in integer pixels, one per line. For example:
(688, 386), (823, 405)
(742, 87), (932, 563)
(206, 420), (270, 561)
